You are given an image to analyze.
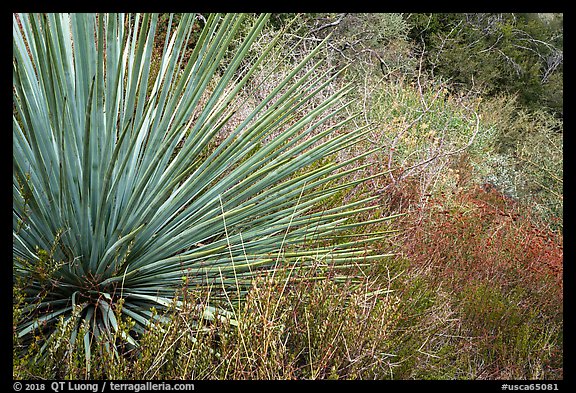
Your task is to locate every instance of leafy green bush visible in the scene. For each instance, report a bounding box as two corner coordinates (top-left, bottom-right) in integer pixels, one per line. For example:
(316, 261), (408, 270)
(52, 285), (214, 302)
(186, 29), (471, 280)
(478, 97), (563, 228)
(407, 13), (563, 115)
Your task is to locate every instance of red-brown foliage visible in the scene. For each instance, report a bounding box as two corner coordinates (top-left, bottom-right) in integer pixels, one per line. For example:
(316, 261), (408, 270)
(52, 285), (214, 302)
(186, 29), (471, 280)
(400, 183), (563, 298)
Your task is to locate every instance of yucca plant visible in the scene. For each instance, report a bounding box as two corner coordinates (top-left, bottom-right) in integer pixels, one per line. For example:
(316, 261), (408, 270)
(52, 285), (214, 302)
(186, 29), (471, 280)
(13, 13), (394, 370)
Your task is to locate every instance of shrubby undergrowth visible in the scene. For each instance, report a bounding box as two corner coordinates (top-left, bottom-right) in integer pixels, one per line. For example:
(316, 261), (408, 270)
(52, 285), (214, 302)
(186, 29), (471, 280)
(13, 12), (562, 380)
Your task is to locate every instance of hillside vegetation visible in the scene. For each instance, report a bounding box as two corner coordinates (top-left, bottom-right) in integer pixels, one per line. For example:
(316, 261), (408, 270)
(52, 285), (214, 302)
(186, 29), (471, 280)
(13, 13), (562, 380)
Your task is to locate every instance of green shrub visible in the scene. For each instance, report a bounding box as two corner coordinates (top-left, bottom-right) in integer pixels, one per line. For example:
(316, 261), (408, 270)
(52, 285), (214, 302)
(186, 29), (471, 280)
(407, 13), (563, 115)
(479, 98), (563, 228)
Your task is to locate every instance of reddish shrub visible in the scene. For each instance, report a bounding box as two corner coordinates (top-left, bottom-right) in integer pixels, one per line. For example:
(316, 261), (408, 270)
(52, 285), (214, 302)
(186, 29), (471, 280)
(400, 183), (563, 298)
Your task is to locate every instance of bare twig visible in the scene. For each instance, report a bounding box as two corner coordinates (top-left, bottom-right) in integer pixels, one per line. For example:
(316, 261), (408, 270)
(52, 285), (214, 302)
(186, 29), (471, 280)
(310, 13), (348, 35)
